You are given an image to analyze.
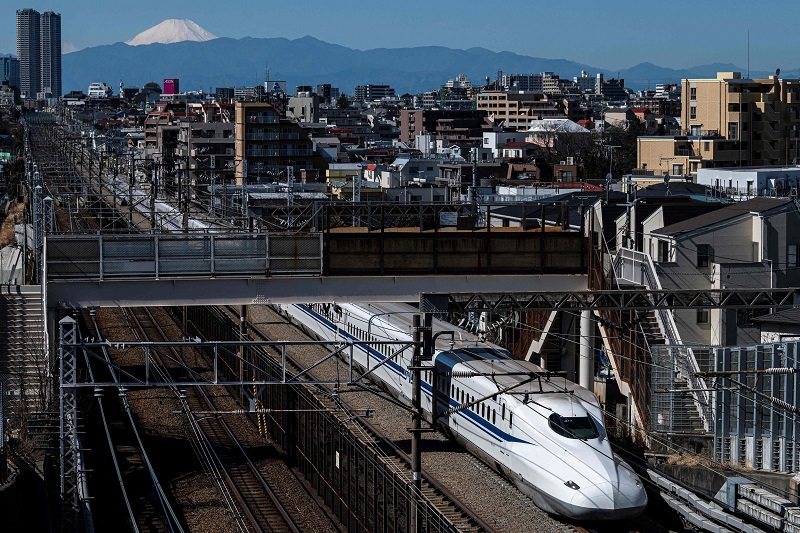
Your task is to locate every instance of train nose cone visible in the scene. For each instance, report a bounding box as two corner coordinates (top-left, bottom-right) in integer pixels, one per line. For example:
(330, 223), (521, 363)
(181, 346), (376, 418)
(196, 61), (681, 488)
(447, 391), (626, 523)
(568, 479), (647, 520)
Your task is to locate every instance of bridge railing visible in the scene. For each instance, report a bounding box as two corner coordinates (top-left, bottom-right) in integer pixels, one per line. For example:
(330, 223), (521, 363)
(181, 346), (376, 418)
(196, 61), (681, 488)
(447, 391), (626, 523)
(45, 233), (323, 280)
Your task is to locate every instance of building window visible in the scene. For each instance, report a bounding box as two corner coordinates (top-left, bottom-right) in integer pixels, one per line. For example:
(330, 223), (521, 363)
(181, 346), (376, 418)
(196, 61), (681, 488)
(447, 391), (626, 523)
(697, 244), (712, 267)
(657, 240), (670, 262)
(697, 309), (709, 324)
(690, 87), (697, 100)
(690, 106), (697, 119)
(672, 164), (683, 175)
(789, 244), (798, 268)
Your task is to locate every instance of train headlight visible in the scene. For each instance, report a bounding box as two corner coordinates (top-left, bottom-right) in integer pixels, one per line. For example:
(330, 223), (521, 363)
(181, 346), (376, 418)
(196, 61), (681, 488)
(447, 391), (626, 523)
(564, 480), (580, 490)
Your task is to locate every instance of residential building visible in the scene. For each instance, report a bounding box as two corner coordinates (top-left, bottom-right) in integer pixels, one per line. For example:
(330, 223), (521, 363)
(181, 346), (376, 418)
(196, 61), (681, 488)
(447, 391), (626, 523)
(573, 71), (597, 93)
(315, 84), (339, 103)
(15, 9), (61, 99)
(39, 11), (61, 99)
(354, 84), (395, 102)
(234, 101), (315, 185)
(604, 108), (637, 128)
(16, 8), (40, 98)
(638, 72), (800, 176)
(446, 74), (473, 90)
(525, 119), (591, 149)
(87, 82), (113, 98)
(319, 107), (377, 145)
(0, 56), (20, 91)
(175, 123), (236, 190)
(482, 131), (528, 159)
(695, 166), (800, 197)
(287, 94), (319, 123)
(476, 91), (578, 130)
(501, 73), (543, 93)
(599, 77), (627, 102)
(215, 87), (235, 102)
(398, 109), (487, 145)
(644, 197), (800, 345)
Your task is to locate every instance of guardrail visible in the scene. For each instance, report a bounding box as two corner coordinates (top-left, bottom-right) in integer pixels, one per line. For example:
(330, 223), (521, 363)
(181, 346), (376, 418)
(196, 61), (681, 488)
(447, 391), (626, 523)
(614, 247), (712, 433)
(46, 233), (323, 280)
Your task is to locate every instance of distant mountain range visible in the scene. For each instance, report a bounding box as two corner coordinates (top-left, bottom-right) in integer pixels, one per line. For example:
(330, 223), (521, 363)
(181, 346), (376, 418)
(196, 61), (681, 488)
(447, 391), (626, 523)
(59, 32), (798, 95)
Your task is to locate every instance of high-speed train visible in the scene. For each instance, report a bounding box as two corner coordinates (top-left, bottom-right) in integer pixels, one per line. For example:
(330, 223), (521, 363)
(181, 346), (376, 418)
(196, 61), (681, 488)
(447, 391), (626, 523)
(279, 302), (648, 520)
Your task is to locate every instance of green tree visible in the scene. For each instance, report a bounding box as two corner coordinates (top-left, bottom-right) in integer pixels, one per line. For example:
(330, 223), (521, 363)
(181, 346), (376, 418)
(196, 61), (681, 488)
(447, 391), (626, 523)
(336, 94), (349, 109)
(144, 82), (162, 93)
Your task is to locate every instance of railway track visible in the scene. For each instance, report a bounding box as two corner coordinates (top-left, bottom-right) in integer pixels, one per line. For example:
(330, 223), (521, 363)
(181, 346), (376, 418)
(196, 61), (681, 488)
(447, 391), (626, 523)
(219, 305), (495, 533)
(121, 306), (305, 533)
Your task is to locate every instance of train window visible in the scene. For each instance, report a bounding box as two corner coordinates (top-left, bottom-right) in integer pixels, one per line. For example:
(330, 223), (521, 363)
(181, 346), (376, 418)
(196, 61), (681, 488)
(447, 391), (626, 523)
(501, 404), (505, 420)
(548, 414), (600, 440)
(492, 410), (496, 425)
(509, 411), (513, 428)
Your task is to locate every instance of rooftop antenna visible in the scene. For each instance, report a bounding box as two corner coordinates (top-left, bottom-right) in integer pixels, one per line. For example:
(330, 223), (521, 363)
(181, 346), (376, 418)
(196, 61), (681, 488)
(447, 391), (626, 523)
(747, 31), (750, 79)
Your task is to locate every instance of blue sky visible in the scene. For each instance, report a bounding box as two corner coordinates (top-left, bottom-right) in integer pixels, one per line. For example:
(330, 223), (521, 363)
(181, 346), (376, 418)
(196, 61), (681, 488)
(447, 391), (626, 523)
(3, 0), (800, 71)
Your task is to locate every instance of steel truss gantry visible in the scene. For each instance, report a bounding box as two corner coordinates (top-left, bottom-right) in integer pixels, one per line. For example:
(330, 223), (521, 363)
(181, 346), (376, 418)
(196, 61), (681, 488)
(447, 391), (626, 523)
(419, 288), (800, 313)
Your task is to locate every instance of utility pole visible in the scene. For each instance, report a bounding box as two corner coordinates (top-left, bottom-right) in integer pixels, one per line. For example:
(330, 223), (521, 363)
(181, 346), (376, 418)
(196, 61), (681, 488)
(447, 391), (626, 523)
(409, 312), (434, 530)
(410, 314), (422, 528)
(210, 155), (216, 214)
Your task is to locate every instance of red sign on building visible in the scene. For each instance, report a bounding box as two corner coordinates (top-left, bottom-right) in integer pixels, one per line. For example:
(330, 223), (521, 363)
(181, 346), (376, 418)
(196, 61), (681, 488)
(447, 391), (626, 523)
(163, 78), (179, 95)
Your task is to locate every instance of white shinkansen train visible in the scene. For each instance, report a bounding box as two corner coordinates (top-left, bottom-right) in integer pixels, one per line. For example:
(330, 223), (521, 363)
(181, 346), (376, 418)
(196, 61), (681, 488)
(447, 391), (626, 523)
(279, 302), (648, 521)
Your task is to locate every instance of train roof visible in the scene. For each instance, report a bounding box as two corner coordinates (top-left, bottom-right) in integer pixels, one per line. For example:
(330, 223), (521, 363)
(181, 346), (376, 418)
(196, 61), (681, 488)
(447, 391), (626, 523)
(453, 357), (599, 406)
(353, 302), (507, 354)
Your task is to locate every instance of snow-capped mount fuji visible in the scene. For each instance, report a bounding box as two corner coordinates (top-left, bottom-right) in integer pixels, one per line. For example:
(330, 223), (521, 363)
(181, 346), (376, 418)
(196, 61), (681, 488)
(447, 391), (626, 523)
(125, 19), (218, 46)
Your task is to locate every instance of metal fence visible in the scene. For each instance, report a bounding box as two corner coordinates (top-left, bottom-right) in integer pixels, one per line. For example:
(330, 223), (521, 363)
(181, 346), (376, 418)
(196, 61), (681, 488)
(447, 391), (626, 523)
(714, 343), (800, 473)
(46, 233), (323, 280)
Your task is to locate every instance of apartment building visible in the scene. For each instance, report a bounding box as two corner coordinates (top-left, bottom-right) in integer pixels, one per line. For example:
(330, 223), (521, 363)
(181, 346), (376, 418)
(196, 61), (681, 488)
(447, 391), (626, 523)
(174, 123), (235, 188)
(398, 109), (487, 145)
(16, 9), (60, 99)
(354, 84), (395, 102)
(638, 72), (800, 177)
(234, 101), (314, 185)
(476, 91), (579, 130)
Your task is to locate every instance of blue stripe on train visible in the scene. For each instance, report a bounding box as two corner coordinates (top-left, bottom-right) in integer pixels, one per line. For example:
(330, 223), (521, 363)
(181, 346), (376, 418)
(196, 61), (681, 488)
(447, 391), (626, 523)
(295, 304), (530, 445)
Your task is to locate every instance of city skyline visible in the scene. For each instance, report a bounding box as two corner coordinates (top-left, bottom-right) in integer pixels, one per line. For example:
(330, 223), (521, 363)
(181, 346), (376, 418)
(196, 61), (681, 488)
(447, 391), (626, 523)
(2, 0), (800, 72)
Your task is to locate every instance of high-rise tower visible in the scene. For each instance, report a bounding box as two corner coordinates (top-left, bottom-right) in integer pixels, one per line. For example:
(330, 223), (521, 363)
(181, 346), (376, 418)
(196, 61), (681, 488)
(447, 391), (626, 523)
(15, 8), (61, 99)
(39, 11), (61, 98)
(16, 8), (40, 99)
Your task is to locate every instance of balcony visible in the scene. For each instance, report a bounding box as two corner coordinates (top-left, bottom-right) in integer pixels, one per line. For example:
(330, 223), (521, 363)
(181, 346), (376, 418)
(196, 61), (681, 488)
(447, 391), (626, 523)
(247, 148), (280, 157)
(246, 115), (280, 124)
(281, 148), (312, 157)
(246, 132), (280, 141)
